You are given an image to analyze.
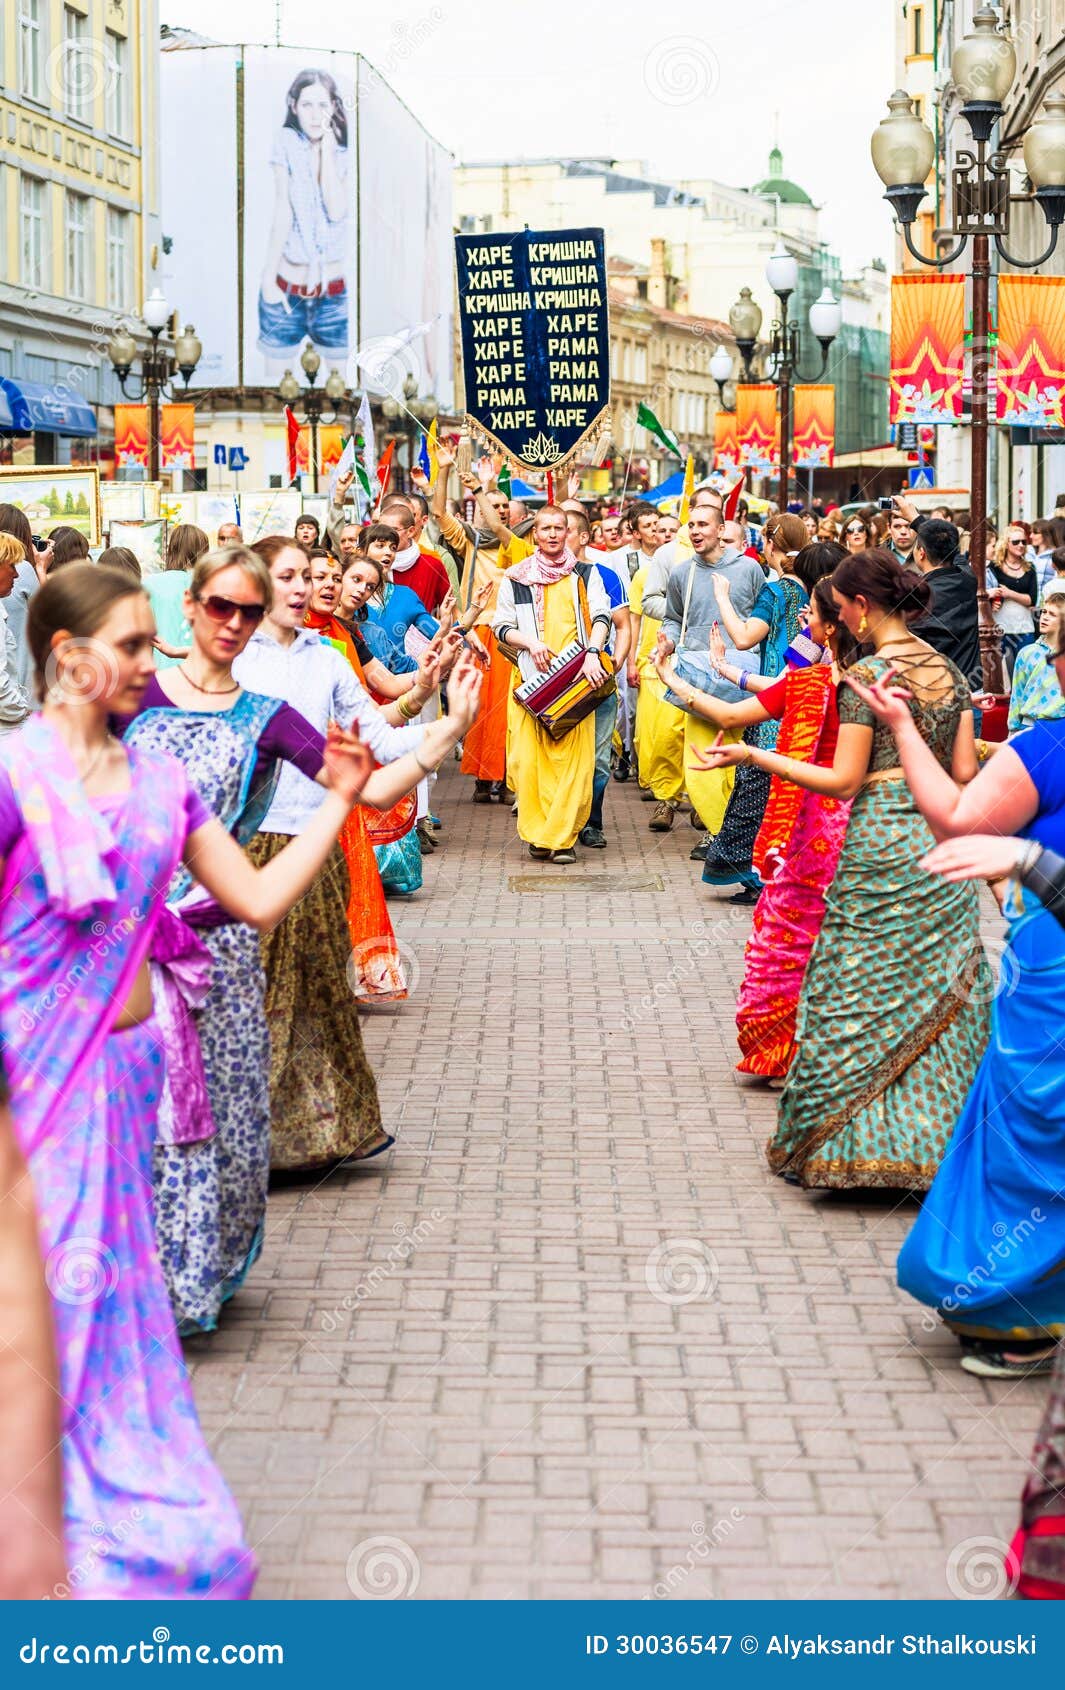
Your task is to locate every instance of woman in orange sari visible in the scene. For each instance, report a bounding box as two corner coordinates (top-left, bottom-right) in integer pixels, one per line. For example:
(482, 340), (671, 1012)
(305, 553), (436, 1002)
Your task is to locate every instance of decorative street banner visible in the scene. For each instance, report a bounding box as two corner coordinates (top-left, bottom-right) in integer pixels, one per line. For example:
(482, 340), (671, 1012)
(713, 408), (740, 470)
(792, 384), (835, 468)
(996, 275), (1065, 427)
(160, 404), (195, 471)
(889, 274), (964, 425)
(736, 384), (778, 469)
(454, 227), (609, 470)
(115, 404), (149, 470)
(295, 424), (346, 477)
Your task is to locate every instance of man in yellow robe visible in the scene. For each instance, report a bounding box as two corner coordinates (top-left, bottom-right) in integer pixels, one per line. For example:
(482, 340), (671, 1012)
(493, 506), (612, 864)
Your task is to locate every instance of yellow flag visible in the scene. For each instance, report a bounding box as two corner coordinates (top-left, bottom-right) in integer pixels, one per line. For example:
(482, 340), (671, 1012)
(426, 416), (439, 484)
(678, 454), (695, 524)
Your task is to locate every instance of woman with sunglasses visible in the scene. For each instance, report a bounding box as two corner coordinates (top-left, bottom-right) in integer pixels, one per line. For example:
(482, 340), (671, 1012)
(989, 522), (1038, 679)
(842, 515), (871, 554)
(234, 536), (480, 1175)
(122, 547), (466, 1330)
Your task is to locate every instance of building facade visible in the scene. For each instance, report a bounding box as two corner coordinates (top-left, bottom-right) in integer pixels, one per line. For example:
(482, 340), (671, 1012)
(0, 0), (161, 469)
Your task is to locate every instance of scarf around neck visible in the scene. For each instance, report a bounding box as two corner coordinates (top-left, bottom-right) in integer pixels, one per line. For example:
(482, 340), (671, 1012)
(392, 543), (421, 573)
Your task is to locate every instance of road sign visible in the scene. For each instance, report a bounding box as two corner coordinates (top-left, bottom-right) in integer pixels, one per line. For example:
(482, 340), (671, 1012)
(213, 444), (227, 466)
(908, 465), (935, 489)
(896, 422), (919, 451)
(228, 448), (249, 472)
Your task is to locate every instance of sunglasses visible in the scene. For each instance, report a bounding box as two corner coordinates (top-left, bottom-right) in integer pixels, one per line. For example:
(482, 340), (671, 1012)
(845, 525), (866, 536)
(194, 593), (266, 628)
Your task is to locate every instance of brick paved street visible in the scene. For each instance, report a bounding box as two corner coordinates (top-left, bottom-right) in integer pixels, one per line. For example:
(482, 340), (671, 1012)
(186, 765), (1044, 1600)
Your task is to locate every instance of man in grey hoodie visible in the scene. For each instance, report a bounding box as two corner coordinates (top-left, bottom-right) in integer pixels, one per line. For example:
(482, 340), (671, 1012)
(658, 503), (766, 836)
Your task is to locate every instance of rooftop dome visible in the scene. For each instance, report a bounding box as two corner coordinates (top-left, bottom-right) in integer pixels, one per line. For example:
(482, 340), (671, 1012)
(751, 145), (813, 206)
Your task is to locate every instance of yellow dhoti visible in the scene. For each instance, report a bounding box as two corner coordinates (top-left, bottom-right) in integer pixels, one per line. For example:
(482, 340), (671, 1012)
(684, 715), (745, 833)
(507, 576), (595, 850)
(635, 673), (686, 803)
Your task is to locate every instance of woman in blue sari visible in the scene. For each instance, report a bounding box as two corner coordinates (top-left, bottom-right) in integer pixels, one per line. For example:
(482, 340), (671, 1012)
(697, 520), (825, 899)
(844, 609), (1065, 1380)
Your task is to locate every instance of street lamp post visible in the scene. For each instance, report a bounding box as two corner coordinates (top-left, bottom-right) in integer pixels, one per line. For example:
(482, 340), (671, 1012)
(278, 346), (348, 493)
(870, 3), (1065, 692)
(382, 376), (439, 491)
(726, 260), (840, 511)
(107, 287), (202, 482)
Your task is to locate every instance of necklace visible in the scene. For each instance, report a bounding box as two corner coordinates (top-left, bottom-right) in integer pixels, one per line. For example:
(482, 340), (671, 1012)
(73, 733), (117, 786)
(179, 665), (239, 696)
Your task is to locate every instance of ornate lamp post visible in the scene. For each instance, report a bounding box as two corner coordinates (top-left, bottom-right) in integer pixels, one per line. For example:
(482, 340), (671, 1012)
(107, 287), (202, 482)
(727, 289), (762, 382)
(709, 344), (736, 410)
(870, 2), (1065, 691)
(278, 344), (348, 493)
(382, 373), (438, 491)
(764, 245), (842, 510)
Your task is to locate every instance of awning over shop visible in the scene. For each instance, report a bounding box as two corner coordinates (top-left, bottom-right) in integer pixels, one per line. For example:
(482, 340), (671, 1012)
(0, 378), (97, 437)
(0, 387), (13, 431)
(831, 444), (911, 469)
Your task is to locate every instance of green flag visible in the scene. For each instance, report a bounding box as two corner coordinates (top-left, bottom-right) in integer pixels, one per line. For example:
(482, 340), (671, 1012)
(636, 402), (681, 458)
(497, 459), (512, 496)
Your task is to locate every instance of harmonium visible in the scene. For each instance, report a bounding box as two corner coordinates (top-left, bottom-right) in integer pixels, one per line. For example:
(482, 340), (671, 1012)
(514, 641), (616, 740)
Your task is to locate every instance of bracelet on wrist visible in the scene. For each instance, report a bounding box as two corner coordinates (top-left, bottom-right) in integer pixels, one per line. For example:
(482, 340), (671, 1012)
(413, 747), (433, 776)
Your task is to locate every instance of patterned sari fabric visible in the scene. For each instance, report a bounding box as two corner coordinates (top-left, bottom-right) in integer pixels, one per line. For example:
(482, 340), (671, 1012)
(736, 667), (850, 1077)
(0, 722), (254, 1596)
(247, 834), (387, 1171)
(768, 653), (992, 1189)
(702, 577), (808, 890)
(375, 829), (423, 895)
(125, 694), (283, 1336)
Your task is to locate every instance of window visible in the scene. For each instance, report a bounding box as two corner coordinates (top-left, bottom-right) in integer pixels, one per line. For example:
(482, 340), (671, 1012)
(20, 174), (46, 288)
(633, 345), (647, 384)
(911, 5), (924, 56)
(105, 31), (130, 139)
(62, 7), (90, 121)
(106, 206), (132, 308)
(18, 0), (42, 100)
(65, 191), (90, 299)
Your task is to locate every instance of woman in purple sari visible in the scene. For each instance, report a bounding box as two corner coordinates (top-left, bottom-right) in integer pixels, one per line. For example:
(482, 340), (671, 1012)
(1, 563), (383, 1597)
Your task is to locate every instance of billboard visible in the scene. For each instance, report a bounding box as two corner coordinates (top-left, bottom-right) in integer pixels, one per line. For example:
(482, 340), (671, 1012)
(159, 45), (241, 388)
(241, 46), (357, 391)
(356, 60), (454, 408)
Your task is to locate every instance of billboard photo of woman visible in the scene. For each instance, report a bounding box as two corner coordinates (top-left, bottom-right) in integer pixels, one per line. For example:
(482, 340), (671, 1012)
(257, 68), (351, 379)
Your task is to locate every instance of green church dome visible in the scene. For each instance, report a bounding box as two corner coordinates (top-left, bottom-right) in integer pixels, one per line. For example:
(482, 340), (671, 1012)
(751, 145), (813, 206)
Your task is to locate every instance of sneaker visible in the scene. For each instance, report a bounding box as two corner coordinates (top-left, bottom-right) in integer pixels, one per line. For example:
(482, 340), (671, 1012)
(489, 781), (505, 802)
(416, 821), (437, 854)
(429, 814), (442, 830)
(690, 831), (712, 862)
(579, 825), (607, 849)
(960, 1345), (1058, 1379)
(551, 848), (577, 864)
(640, 787), (657, 803)
(689, 807), (704, 829)
(612, 754), (631, 784)
(649, 801), (675, 832)
(473, 781), (492, 804)
(528, 844), (551, 861)
(729, 887), (760, 906)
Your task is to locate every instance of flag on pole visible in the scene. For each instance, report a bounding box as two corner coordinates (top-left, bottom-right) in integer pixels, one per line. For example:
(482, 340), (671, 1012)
(497, 458), (512, 497)
(636, 402), (681, 458)
(678, 454), (695, 524)
(417, 415), (438, 483)
(374, 439), (396, 512)
(284, 406), (301, 484)
(327, 433), (357, 504)
(723, 471), (745, 524)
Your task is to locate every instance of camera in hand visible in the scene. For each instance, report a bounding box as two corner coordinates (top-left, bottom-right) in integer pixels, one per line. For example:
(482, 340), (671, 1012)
(31, 535), (48, 552)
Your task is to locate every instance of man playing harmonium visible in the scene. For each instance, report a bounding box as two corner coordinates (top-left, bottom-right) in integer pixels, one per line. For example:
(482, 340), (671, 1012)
(493, 505), (613, 864)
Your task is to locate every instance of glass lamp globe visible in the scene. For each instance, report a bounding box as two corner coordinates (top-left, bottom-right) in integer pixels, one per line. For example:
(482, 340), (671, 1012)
(1025, 91), (1065, 188)
(709, 345), (734, 383)
(808, 290), (842, 343)
(142, 287), (170, 334)
(729, 287), (763, 344)
(871, 90), (935, 187)
(766, 244), (799, 299)
(952, 4), (1016, 107)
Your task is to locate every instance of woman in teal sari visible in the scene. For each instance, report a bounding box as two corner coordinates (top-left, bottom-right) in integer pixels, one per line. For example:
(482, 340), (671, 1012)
(690, 548), (991, 1190)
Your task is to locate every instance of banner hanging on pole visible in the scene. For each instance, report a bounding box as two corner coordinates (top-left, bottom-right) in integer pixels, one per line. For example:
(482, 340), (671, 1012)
(115, 404), (149, 470)
(792, 385), (835, 468)
(889, 275), (965, 425)
(160, 404), (195, 471)
(996, 275), (1065, 427)
(454, 227), (610, 471)
(713, 409), (740, 471)
(736, 385), (778, 469)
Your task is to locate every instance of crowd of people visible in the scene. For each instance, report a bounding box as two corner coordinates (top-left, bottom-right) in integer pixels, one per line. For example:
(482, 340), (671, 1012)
(1, 460), (1064, 1601)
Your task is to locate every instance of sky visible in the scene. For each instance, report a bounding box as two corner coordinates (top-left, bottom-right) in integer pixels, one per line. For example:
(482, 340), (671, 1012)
(168, 0), (898, 274)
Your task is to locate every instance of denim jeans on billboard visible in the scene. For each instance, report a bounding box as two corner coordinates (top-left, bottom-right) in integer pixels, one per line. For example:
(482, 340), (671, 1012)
(257, 285), (349, 355)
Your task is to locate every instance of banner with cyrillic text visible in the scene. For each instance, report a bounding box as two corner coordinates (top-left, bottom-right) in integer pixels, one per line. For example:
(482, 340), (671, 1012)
(455, 227), (610, 471)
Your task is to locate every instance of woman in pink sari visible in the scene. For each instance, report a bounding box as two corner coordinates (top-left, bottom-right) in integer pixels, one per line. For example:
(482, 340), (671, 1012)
(0, 563), (437, 1597)
(655, 577), (858, 1079)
